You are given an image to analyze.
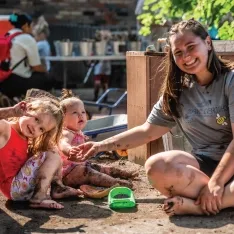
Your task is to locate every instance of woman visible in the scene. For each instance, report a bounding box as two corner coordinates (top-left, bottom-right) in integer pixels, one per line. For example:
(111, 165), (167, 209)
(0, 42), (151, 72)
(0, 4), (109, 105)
(0, 13), (52, 99)
(74, 19), (234, 216)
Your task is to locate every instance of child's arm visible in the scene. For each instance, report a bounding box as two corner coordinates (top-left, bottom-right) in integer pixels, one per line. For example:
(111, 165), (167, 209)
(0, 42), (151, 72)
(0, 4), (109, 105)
(58, 130), (75, 158)
(0, 101), (31, 120)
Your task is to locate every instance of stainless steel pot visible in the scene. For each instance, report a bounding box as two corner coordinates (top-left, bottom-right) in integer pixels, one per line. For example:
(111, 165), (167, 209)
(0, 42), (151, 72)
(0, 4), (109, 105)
(54, 41), (74, 56)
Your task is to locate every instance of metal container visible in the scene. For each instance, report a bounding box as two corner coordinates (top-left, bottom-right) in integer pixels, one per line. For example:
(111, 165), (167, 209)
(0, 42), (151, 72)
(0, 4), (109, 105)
(54, 41), (73, 56)
(95, 41), (107, 55)
(79, 41), (93, 56)
(113, 41), (126, 55)
(129, 41), (141, 51)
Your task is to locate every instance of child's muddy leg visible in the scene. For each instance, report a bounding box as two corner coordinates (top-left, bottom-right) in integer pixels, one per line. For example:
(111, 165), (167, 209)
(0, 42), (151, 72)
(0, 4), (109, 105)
(90, 163), (138, 179)
(63, 163), (133, 188)
(30, 150), (64, 209)
(30, 150), (61, 204)
(30, 151), (81, 208)
(51, 166), (83, 199)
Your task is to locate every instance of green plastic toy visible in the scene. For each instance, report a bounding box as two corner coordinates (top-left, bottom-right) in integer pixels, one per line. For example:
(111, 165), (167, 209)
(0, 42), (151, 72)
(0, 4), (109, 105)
(108, 187), (136, 209)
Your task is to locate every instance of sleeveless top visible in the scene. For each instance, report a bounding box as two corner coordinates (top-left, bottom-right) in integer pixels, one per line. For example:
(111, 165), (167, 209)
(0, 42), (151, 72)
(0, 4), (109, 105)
(60, 129), (86, 177)
(0, 126), (28, 198)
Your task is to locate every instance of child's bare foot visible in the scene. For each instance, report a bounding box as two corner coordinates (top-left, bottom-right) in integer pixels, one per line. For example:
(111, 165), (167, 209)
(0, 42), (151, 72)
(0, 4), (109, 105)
(30, 199), (64, 209)
(51, 183), (84, 199)
(163, 196), (203, 216)
(80, 183), (119, 199)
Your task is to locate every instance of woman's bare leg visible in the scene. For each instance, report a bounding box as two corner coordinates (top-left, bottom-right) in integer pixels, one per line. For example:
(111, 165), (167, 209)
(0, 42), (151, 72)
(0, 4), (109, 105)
(145, 150), (209, 215)
(145, 150), (209, 198)
(164, 179), (234, 216)
(145, 150), (234, 216)
(63, 163), (132, 188)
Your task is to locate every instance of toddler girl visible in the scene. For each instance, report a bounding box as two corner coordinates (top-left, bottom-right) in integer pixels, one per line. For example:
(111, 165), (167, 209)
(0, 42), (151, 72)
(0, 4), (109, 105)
(0, 98), (80, 209)
(59, 89), (137, 190)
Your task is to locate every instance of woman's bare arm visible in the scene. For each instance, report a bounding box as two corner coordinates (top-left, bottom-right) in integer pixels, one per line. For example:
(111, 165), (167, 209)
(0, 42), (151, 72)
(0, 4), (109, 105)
(96, 121), (170, 152)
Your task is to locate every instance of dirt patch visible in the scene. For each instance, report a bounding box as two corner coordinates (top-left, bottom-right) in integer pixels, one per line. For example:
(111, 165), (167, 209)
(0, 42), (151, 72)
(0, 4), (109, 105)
(1, 158), (234, 234)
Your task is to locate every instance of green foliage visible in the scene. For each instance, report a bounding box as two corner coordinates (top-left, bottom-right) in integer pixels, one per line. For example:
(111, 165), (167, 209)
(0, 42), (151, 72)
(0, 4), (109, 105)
(218, 21), (234, 40)
(138, 0), (234, 39)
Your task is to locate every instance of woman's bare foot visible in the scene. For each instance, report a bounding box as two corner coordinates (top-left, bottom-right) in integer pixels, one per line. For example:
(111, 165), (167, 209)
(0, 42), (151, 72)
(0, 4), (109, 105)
(30, 199), (64, 209)
(51, 183), (84, 199)
(163, 196), (204, 216)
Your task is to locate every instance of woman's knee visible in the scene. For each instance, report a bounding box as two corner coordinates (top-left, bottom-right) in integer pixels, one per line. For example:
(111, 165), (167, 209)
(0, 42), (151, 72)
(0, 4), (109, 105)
(145, 151), (192, 179)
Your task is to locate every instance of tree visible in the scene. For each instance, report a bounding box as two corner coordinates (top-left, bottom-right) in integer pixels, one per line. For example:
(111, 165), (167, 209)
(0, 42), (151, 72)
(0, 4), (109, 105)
(137, 0), (234, 39)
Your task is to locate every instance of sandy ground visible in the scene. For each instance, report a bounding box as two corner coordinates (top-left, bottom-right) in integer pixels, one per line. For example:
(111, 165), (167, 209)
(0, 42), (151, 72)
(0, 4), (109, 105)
(1, 158), (234, 234)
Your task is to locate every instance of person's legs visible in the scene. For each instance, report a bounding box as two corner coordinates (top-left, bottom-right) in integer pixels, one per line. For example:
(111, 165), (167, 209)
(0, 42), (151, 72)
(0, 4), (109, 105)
(146, 150), (234, 216)
(10, 152), (63, 209)
(89, 162), (138, 179)
(93, 75), (101, 101)
(30, 150), (81, 209)
(163, 179), (234, 216)
(145, 150), (210, 215)
(62, 162), (132, 188)
(0, 73), (29, 98)
(101, 75), (109, 102)
(27, 72), (53, 92)
(145, 150), (209, 198)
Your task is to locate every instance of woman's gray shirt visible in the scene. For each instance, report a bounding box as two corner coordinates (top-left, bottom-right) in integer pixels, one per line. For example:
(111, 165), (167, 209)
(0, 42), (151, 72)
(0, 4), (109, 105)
(147, 70), (234, 161)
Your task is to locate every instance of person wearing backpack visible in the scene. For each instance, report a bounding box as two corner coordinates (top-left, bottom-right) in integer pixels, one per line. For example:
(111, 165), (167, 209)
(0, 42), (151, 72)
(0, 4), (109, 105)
(0, 13), (52, 100)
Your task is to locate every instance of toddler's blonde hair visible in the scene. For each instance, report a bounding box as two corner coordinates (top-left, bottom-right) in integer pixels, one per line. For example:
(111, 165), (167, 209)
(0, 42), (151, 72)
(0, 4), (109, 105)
(25, 97), (64, 155)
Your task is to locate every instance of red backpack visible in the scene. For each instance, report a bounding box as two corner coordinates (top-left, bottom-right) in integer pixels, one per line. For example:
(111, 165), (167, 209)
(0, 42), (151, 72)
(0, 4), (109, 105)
(0, 32), (26, 82)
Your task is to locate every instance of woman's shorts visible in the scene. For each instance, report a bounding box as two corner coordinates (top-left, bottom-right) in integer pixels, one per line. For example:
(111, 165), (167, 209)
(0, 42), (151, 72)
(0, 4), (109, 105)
(195, 154), (219, 177)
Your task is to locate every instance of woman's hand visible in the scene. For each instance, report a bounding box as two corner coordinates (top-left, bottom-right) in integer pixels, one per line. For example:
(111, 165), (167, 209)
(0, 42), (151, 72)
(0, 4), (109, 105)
(68, 142), (101, 162)
(195, 181), (224, 215)
(13, 101), (32, 117)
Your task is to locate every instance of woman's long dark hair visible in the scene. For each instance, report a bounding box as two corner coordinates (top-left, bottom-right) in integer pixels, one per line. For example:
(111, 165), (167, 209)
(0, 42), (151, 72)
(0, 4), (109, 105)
(161, 19), (234, 118)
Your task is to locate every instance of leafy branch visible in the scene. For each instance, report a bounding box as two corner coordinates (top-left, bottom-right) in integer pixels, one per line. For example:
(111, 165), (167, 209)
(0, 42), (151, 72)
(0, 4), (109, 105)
(137, 0), (234, 39)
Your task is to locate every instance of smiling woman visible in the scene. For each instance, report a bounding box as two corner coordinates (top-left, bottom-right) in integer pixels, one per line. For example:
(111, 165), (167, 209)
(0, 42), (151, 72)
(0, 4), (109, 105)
(72, 18), (234, 217)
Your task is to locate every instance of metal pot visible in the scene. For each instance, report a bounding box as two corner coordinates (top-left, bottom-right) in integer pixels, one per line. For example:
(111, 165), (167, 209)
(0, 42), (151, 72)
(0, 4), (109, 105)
(113, 41), (126, 55)
(54, 41), (74, 56)
(79, 41), (93, 56)
(95, 41), (107, 55)
(129, 41), (141, 51)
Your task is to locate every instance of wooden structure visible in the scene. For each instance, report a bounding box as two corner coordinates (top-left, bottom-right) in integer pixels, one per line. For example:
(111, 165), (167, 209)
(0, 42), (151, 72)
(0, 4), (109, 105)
(126, 51), (234, 165)
(126, 51), (166, 165)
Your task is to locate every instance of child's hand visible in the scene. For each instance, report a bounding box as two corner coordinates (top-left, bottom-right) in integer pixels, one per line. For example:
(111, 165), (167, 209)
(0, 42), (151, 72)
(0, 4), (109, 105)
(13, 101), (32, 117)
(68, 146), (80, 161)
(75, 142), (100, 162)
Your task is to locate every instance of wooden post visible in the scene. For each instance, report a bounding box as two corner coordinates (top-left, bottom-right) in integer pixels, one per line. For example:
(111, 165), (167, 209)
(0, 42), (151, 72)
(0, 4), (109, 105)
(126, 51), (166, 165)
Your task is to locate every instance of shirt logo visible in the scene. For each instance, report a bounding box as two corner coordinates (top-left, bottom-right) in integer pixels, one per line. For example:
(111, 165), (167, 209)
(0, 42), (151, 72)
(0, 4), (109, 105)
(216, 113), (228, 126)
